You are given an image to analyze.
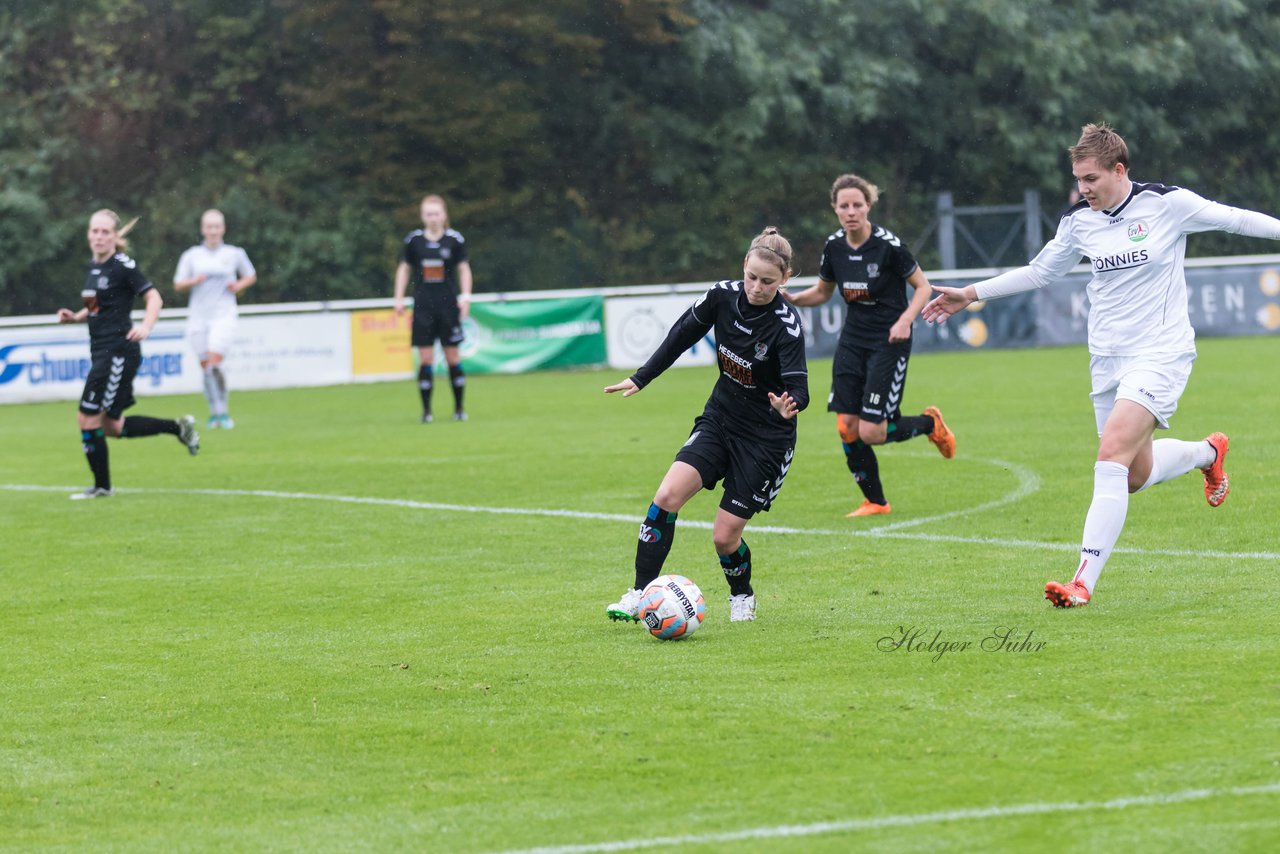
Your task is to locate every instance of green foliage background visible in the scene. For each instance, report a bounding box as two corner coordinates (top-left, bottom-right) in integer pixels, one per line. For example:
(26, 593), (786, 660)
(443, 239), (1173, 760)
(5, 0), (1280, 313)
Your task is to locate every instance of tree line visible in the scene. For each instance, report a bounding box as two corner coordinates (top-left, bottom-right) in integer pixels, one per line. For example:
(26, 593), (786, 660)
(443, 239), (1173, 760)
(4, 0), (1280, 315)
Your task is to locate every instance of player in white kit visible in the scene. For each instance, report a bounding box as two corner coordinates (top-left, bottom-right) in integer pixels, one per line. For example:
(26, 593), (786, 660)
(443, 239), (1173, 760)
(174, 209), (257, 429)
(923, 123), (1280, 607)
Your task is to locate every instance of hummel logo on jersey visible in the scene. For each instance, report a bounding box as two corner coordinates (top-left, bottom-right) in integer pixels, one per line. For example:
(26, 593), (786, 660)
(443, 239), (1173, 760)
(733, 320), (752, 334)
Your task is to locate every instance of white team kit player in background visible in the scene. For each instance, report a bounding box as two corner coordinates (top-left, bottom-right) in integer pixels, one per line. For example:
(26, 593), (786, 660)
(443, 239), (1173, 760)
(924, 122), (1280, 608)
(174, 209), (257, 429)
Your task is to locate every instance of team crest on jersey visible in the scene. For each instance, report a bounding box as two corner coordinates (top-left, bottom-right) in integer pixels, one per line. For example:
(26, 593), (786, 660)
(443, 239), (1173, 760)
(98, 276), (109, 288)
(1127, 221), (1149, 242)
(866, 263), (880, 278)
(754, 341), (769, 360)
(440, 248), (452, 259)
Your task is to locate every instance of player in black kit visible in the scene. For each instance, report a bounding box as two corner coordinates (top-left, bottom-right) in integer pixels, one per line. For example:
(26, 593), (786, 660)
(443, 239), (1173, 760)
(56, 210), (200, 500)
(786, 174), (955, 517)
(604, 228), (808, 624)
(393, 194), (474, 422)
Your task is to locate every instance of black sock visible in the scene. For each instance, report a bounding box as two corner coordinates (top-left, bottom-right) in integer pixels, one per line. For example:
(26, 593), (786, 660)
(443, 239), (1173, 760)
(634, 502), (677, 589)
(81, 428), (111, 490)
(121, 415), (179, 438)
(417, 365), (434, 415)
(718, 539), (754, 596)
(885, 414), (934, 443)
(844, 440), (886, 504)
(449, 363), (465, 413)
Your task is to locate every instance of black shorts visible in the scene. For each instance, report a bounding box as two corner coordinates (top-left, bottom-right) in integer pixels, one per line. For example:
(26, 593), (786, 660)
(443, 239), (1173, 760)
(673, 413), (795, 520)
(411, 302), (464, 348)
(828, 339), (912, 423)
(79, 345), (141, 419)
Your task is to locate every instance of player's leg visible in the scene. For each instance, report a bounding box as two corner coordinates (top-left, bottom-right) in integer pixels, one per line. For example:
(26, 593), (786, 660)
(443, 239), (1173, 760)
(1126, 355), (1226, 504)
(443, 307), (467, 420)
(72, 353), (117, 497)
(411, 309), (436, 421)
(712, 507), (755, 621)
(106, 349), (199, 455)
(205, 316), (236, 427)
(188, 324), (218, 427)
(607, 460), (705, 623)
(839, 413), (889, 515)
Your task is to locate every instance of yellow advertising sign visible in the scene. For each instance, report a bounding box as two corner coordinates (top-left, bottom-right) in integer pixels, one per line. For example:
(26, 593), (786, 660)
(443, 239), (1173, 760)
(351, 309), (412, 376)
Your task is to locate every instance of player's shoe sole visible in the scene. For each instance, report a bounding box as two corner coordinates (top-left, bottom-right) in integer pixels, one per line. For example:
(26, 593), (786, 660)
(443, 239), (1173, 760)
(1202, 432), (1229, 507)
(923, 406), (956, 459)
(847, 500), (891, 517)
(605, 608), (639, 622)
(606, 588), (644, 622)
(1045, 580), (1091, 608)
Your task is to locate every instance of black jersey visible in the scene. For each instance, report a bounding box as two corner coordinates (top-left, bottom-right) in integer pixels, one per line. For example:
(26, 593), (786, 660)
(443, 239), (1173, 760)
(819, 225), (919, 347)
(403, 228), (468, 307)
(631, 281), (809, 438)
(82, 253), (154, 351)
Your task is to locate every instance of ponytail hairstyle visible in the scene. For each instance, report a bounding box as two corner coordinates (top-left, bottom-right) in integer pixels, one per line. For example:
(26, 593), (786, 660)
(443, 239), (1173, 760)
(747, 226), (793, 276)
(91, 208), (140, 253)
(420, 194), (451, 229)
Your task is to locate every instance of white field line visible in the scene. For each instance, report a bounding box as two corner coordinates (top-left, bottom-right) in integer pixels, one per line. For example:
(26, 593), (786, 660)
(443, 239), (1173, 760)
(4, 483), (1278, 562)
(493, 783), (1280, 854)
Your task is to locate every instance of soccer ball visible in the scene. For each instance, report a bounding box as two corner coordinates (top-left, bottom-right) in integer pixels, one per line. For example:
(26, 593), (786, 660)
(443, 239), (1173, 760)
(638, 574), (706, 640)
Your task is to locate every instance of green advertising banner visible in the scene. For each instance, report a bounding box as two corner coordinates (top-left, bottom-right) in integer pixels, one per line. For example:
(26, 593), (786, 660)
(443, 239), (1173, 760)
(458, 295), (605, 374)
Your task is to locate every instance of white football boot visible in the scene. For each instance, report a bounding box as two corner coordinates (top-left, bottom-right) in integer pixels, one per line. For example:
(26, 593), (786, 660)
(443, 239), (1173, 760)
(177, 415), (200, 456)
(729, 593), (756, 622)
(606, 588), (643, 622)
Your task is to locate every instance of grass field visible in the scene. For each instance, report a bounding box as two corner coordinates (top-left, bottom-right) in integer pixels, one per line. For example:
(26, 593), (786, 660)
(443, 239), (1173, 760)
(2, 337), (1278, 853)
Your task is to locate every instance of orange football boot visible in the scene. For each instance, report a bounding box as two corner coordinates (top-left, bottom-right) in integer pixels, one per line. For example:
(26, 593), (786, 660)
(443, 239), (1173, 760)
(923, 406), (956, 459)
(1201, 432), (1230, 507)
(1044, 579), (1091, 608)
(847, 500), (892, 517)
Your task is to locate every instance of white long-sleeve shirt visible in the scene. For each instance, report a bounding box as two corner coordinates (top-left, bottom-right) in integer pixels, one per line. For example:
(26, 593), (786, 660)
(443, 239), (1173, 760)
(975, 182), (1280, 356)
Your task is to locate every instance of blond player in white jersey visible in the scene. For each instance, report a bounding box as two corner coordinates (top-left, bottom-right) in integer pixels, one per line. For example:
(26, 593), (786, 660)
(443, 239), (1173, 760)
(174, 209), (257, 429)
(924, 122), (1280, 607)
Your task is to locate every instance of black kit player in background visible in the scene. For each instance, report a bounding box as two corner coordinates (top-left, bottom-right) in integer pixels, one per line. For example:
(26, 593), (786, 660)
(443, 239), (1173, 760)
(393, 194), (474, 423)
(604, 227), (808, 624)
(785, 174), (956, 517)
(56, 209), (200, 500)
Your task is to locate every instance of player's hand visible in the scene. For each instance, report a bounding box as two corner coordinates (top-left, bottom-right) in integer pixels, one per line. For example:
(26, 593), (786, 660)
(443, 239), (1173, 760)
(604, 378), (640, 397)
(769, 391), (799, 420)
(56, 308), (77, 323)
(394, 300), (405, 316)
(126, 323), (152, 342)
(888, 318), (913, 343)
(922, 285), (974, 324)
(458, 297), (471, 320)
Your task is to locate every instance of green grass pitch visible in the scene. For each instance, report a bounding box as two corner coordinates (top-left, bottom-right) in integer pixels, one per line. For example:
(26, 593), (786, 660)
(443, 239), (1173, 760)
(1, 337), (1277, 852)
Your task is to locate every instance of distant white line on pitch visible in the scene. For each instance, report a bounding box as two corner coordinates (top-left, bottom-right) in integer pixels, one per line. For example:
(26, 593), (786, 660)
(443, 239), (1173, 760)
(5, 484), (1278, 562)
(493, 783), (1280, 854)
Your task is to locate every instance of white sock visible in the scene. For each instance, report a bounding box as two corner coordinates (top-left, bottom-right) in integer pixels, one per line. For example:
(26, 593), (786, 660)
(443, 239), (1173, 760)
(202, 368), (219, 416)
(1074, 460), (1129, 593)
(210, 365), (229, 416)
(1136, 438), (1216, 492)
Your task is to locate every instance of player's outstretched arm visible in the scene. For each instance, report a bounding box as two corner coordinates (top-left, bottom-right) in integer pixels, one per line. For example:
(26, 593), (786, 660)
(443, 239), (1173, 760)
(604, 378), (640, 397)
(922, 284), (977, 324)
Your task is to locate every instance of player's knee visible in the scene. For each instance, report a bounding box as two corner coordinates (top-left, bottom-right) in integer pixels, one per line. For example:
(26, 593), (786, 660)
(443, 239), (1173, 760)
(836, 415), (859, 445)
(712, 530), (740, 554)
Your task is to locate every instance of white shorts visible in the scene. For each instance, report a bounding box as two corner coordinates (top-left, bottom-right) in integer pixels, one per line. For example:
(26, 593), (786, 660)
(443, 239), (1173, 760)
(186, 314), (237, 359)
(1089, 350), (1195, 435)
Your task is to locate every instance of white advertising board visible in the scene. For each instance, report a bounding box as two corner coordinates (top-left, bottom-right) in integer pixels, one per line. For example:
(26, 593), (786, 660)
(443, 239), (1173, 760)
(0, 313), (352, 405)
(604, 293), (716, 370)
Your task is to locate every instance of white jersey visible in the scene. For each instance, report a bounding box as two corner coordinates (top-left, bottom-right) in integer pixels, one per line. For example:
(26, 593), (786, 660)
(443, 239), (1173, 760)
(175, 243), (255, 322)
(976, 182), (1280, 357)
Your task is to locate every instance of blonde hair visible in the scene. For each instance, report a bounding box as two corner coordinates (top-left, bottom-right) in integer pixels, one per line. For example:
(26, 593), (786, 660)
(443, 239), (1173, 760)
(1069, 122), (1129, 170)
(91, 208), (140, 253)
(420, 194), (450, 228)
(747, 226), (793, 275)
(830, 174), (880, 207)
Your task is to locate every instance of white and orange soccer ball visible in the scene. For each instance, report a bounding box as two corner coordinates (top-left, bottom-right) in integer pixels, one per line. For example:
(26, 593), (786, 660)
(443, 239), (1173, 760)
(638, 574), (706, 640)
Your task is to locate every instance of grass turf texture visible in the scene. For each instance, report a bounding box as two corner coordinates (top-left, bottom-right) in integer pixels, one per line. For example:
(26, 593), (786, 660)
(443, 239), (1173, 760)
(1, 337), (1277, 853)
